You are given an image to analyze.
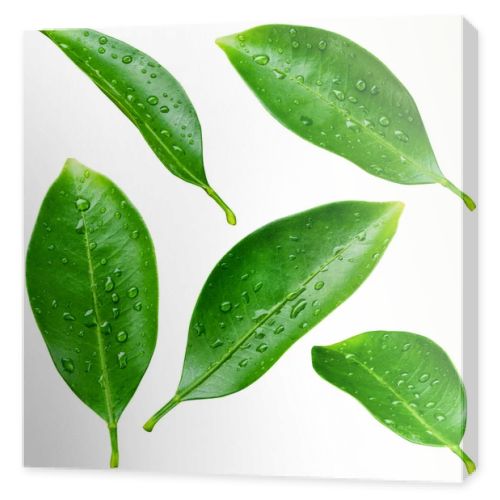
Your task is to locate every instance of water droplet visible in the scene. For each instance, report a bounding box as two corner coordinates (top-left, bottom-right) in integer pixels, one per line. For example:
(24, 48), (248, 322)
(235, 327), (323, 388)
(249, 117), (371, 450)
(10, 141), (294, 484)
(63, 312), (75, 321)
(435, 414), (446, 422)
(241, 291), (250, 303)
(332, 89), (345, 101)
(194, 322), (205, 336)
(314, 281), (324, 290)
(286, 287), (305, 301)
(130, 230), (139, 239)
(355, 79), (366, 91)
(425, 401), (436, 408)
(117, 351), (128, 368)
(61, 357), (74, 373)
(104, 276), (115, 292)
(296, 75), (304, 83)
(345, 120), (360, 132)
(84, 309), (96, 327)
(160, 105), (169, 113)
(253, 54), (269, 65)
(379, 116), (390, 127)
(394, 130), (409, 142)
(419, 373), (430, 383)
(146, 95), (158, 105)
(384, 419), (394, 425)
(290, 299), (307, 319)
(318, 40), (327, 50)
(272, 68), (286, 79)
(370, 85), (380, 95)
(256, 343), (268, 353)
(300, 115), (313, 126)
(253, 282), (263, 292)
(100, 321), (112, 335)
(116, 331), (128, 343)
(372, 253), (380, 260)
(98, 47), (105, 54)
(291, 40), (299, 49)
(220, 301), (232, 312)
(210, 339), (224, 348)
(61, 257), (68, 264)
(98, 36), (108, 45)
(111, 293), (120, 304)
(240, 273), (249, 281)
(402, 343), (411, 352)
(239, 358), (249, 367)
(75, 198), (90, 211)
(133, 302), (142, 311)
(127, 286), (139, 298)
(122, 55), (133, 64)
(112, 307), (120, 319)
(274, 325), (284, 335)
(172, 144), (185, 155)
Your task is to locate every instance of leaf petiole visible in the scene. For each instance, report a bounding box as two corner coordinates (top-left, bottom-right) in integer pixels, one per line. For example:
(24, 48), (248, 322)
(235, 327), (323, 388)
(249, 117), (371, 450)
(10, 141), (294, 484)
(441, 179), (476, 211)
(108, 423), (119, 468)
(204, 186), (236, 225)
(450, 445), (476, 475)
(143, 395), (182, 432)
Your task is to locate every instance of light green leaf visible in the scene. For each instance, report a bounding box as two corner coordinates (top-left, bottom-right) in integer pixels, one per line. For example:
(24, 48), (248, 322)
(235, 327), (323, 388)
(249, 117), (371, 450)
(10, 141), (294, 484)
(144, 201), (403, 431)
(217, 24), (475, 210)
(26, 158), (159, 467)
(42, 28), (236, 224)
(312, 331), (475, 474)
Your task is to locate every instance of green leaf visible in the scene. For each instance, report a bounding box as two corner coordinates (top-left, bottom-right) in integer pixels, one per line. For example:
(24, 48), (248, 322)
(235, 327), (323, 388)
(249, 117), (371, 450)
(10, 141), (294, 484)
(312, 331), (476, 474)
(144, 200), (403, 431)
(41, 28), (236, 224)
(216, 24), (475, 211)
(26, 158), (159, 467)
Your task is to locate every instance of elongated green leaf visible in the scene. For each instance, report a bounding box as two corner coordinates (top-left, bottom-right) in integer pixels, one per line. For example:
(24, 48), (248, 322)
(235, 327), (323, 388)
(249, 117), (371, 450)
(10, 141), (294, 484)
(217, 24), (475, 211)
(312, 331), (476, 474)
(26, 158), (158, 467)
(41, 28), (236, 224)
(144, 200), (403, 430)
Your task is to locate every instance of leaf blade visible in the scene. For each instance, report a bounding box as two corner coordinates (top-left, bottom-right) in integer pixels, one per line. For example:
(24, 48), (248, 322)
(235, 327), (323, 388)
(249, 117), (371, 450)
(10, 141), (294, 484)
(42, 28), (236, 224)
(144, 201), (403, 430)
(217, 24), (475, 210)
(26, 158), (159, 467)
(312, 331), (475, 473)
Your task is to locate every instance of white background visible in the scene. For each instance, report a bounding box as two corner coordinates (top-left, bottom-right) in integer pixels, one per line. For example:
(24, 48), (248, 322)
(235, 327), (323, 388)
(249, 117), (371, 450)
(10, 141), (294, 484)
(24, 19), (467, 481)
(2, 0), (499, 498)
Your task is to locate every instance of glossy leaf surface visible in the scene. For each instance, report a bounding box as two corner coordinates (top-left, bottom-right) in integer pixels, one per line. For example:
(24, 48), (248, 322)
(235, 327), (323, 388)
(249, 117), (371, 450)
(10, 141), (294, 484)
(217, 24), (475, 210)
(144, 201), (403, 430)
(42, 28), (236, 224)
(312, 331), (475, 474)
(26, 158), (159, 467)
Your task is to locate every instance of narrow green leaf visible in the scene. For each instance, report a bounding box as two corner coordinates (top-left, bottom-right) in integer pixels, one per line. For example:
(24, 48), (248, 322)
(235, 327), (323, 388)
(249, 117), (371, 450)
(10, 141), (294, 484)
(312, 331), (476, 474)
(41, 28), (236, 224)
(144, 201), (403, 430)
(216, 24), (476, 211)
(26, 158), (159, 467)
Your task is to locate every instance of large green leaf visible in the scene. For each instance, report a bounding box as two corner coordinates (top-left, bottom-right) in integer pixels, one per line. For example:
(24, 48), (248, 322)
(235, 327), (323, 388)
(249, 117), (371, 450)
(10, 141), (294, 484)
(41, 28), (236, 224)
(216, 24), (475, 211)
(26, 158), (159, 467)
(312, 331), (475, 474)
(144, 200), (403, 431)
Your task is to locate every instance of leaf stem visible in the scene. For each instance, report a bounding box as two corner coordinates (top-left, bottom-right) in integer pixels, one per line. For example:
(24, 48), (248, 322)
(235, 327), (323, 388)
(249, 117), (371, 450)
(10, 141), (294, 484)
(442, 179), (476, 211)
(143, 395), (181, 432)
(450, 445), (476, 474)
(108, 423), (119, 468)
(204, 186), (236, 225)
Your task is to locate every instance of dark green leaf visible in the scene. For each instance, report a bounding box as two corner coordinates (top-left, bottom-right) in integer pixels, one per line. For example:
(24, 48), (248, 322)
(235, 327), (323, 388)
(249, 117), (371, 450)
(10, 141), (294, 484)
(312, 331), (476, 474)
(42, 28), (236, 224)
(217, 24), (475, 211)
(26, 158), (159, 467)
(144, 201), (403, 430)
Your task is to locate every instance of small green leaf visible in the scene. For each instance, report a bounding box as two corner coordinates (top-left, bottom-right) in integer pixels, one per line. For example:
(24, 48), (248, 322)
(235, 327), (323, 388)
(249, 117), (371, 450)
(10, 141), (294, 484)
(41, 28), (236, 224)
(216, 24), (475, 211)
(26, 158), (159, 467)
(312, 331), (476, 474)
(144, 201), (403, 431)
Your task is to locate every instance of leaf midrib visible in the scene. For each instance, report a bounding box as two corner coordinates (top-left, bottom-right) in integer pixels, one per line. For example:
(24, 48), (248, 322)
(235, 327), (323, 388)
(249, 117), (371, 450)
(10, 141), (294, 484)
(346, 353), (455, 449)
(178, 216), (389, 400)
(78, 192), (116, 425)
(58, 39), (205, 188)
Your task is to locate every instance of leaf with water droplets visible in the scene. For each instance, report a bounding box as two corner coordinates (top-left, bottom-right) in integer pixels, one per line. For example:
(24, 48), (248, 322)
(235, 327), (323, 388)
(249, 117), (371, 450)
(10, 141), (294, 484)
(26, 158), (158, 467)
(41, 28), (236, 224)
(216, 24), (475, 210)
(312, 331), (475, 474)
(144, 200), (403, 431)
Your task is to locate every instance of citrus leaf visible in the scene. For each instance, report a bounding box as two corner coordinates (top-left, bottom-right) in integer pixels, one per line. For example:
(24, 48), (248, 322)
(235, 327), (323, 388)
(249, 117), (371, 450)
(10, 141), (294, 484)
(312, 331), (476, 474)
(144, 201), (403, 431)
(41, 28), (236, 224)
(216, 24), (475, 210)
(26, 158), (159, 467)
